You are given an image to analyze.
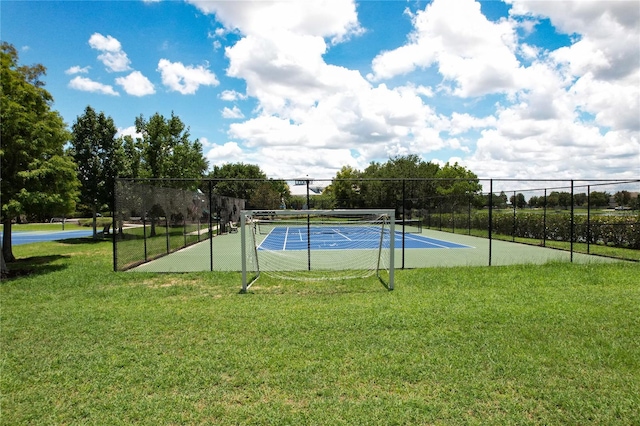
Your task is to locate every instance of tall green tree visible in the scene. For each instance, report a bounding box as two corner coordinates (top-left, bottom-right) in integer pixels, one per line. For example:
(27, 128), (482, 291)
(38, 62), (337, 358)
(434, 162), (482, 211)
(1, 42), (80, 268)
(614, 190), (631, 208)
(70, 106), (119, 238)
(133, 112), (207, 236)
(510, 193), (526, 209)
(588, 191), (610, 208)
(207, 163), (267, 201)
(330, 165), (363, 208)
(135, 112), (208, 181)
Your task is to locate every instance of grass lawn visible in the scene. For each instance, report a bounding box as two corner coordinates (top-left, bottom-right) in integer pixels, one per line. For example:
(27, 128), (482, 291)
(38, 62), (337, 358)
(1, 238), (639, 424)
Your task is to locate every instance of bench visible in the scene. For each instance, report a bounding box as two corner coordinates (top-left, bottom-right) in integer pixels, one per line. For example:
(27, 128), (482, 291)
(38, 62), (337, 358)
(228, 222), (238, 233)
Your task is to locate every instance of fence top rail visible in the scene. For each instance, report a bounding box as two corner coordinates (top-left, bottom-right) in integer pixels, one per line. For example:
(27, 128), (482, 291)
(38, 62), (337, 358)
(242, 209), (395, 216)
(117, 177), (640, 184)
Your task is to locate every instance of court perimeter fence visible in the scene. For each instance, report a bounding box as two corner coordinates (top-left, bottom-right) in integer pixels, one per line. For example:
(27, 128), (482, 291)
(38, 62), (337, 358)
(113, 178), (639, 272)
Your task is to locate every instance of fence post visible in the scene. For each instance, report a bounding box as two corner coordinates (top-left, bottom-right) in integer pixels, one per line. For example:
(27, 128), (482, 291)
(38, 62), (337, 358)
(489, 180), (493, 266)
(543, 188), (547, 247)
(512, 190), (516, 242)
(587, 185), (591, 254)
(143, 216), (148, 262)
(468, 194), (472, 235)
(209, 180), (213, 272)
(306, 179), (311, 271)
(183, 212), (187, 247)
(166, 217), (170, 254)
(112, 182), (118, 272)
(402, 179), (406, 270)
(570, 180), (574, 262)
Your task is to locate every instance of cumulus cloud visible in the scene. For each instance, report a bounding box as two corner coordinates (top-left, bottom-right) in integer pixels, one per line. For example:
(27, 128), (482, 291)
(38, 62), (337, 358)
(65, 65), (90, 75)
(89, 33), (131, 72)
(68, 76), (119, 96)
(117, 126), (142, 139)
(205, 141), (245, 167)
(509, 0), (640, 80)
(157, 59), (219, 94)
(221, 106), (245, 119)
(370, 0), (522, 97)
(187, 0), (362, 42)
(185, 0), (638, 180)
(220, 90), (247, 101)
(115, 71), (156, 96)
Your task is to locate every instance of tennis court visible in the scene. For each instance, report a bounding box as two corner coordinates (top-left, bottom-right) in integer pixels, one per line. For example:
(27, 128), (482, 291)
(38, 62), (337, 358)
(130, 225), (621, 273)
(258, 225), (472, 251)
(9, 230), (95, 245)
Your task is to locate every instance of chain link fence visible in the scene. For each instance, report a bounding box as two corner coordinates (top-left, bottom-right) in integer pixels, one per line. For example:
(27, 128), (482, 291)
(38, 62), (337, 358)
(114, 178), (639, 272)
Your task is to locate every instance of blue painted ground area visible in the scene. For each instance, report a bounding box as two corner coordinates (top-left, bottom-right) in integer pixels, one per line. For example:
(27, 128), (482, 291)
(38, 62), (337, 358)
(8, 230), (96, 245)
(258, 226), (472, 251)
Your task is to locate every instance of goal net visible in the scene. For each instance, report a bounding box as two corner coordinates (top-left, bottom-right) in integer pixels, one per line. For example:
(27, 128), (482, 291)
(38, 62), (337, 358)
(241, 209), (395, 292)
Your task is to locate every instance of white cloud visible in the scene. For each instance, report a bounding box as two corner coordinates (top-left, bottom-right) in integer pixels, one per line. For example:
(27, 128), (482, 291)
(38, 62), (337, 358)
(571, 71), (640, 131)
(68, 76), (119, 96)
(221, 106), (245, 119)
(448, 113), (497, 136)
(370, 0), (523, 97)
(65, 65), (90, 75)
(509, 0), (640, 81)
(117, 126), (142, 139)
(205, 141), (245, 167)
(88, 33), (131, 72)
(186, 0), (362, 43)
(184, 0), (639, 180)
(157, 59), (219, 94)
(115, 71), (156, 97)
(220, 90), (246, 101)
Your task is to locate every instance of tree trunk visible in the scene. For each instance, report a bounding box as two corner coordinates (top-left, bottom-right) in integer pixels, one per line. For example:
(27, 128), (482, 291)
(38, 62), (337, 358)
(92, 203), (98, 239)
(1, 250), (7, 277)
(2, 218), (15, 265)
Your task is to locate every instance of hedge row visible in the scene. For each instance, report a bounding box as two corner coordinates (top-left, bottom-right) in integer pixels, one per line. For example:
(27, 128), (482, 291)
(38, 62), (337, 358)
(426, 211), (640, 249)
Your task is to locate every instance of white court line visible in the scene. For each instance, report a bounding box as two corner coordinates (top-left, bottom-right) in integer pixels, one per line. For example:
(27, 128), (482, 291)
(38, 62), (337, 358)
(283, 227), (290, 250)
(401, 233), (475, 249)
(333, 229), (352, 241)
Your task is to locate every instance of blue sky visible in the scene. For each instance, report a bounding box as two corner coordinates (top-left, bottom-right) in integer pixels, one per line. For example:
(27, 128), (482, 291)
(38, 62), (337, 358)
(2, 0), (639, 181)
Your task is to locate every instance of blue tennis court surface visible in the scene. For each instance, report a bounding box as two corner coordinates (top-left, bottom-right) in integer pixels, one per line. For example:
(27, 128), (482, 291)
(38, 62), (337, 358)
(257, 226), (472, 251)
(9, 230), (95, 245)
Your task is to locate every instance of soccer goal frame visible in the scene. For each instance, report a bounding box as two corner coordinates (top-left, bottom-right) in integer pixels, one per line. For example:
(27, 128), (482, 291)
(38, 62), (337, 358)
(240, 209), (395, 292)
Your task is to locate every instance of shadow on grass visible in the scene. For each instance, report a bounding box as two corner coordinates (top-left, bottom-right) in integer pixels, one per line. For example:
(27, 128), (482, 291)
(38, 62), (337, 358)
(3, 255), (70, 280)
(57, 236), (111, 245)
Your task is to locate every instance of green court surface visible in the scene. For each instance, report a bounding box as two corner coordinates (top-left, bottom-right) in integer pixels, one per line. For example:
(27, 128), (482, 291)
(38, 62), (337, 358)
(131, 229), (621, 273)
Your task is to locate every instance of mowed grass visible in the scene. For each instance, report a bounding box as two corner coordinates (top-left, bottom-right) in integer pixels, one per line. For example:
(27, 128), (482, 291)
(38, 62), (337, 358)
(1, 239), (639, 424)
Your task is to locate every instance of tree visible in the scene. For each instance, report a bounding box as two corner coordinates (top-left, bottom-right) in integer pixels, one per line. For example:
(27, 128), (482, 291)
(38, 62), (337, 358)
(614, 190), (631, 207)
(251, 182), (283, 209)
(557, 191), (572, 209)
(331, 165), (363, 208)
(207, 163), (267, 202)
(528, 195), (540, 208)
(589, 191), (610, 208)
(70, 106), (119, 238)
(134, 112), (208, 236)
(1, 42), (80, 269)
(434, 162), (482, 212)
(510, 193), (526, 209)
(358, 155), (440, 210)
(546, 191), (560, 208)
(135, 112), (208, 181)
(574, 192), (587, 207)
